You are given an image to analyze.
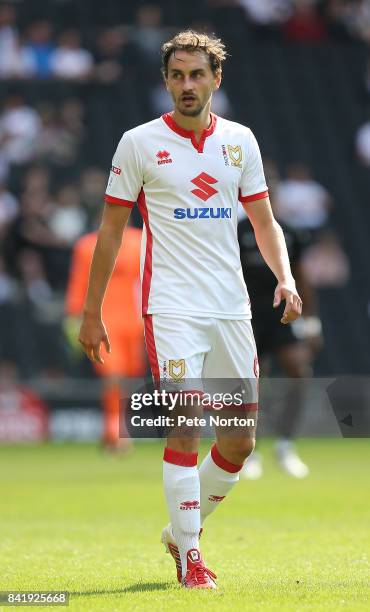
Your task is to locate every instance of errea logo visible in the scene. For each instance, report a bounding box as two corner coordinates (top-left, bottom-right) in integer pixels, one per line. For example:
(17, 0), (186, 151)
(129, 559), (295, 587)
(180, 500), (200, 510)
(156, 150), (173, 165)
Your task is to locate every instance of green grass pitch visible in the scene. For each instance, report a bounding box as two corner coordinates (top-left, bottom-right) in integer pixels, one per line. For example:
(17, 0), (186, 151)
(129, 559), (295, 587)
(0, 439), (369, 611)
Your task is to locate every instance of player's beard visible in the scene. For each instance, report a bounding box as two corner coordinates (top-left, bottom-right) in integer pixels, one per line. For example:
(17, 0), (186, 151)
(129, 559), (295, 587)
(177, 101), (203, 117)
(174, 92), (211, 117)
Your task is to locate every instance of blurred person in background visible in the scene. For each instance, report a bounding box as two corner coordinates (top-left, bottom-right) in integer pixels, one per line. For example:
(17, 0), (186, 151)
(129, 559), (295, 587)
(239, 0), (293, 28)
(0, 253), (17, 304)
(0, 180), (18, 241)
(324, 0), (358, 42)
(0, 93), (41, 173)
(35, 102), (84, 170)
(48, 184), (88, 245)
(274, 162), (332, 238)
(65, 220), (145, 451)
(355, 115), (370, 167)
(22, 164), (51, 196)
(21, 20), (56, 79)
(283, 0), (328, 43)
(0, 2), (25, 78)
(79, 167), (109, 222)
(0, 255), (18, 370)
(50, 29), (94, 80)
(343, 0), (370, 44)
(93, 27), (125, 84)
(4, 190), (72, 290)
(132, 4), (170, 58)
(15, 249), (68, 378)
(0, 248), (68, 379)
(59, 98), (85, 139)
(301, 230), (350, 288)
(238, 159), (322, 479)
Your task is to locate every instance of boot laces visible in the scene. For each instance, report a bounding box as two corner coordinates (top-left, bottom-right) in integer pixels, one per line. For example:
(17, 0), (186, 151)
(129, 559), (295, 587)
(187, 563), (217, 585)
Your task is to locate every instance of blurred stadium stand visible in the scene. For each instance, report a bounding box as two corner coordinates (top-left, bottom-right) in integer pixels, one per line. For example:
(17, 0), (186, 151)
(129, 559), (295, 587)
(1, 0), (370, 399)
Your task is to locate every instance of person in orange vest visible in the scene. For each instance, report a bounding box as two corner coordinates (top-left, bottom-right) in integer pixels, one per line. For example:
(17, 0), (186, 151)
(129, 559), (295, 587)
(65, 223), (145, 450)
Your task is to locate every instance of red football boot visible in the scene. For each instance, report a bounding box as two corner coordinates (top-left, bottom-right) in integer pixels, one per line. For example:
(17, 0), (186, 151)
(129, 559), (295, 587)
(161, 523), (182, 583)
(182, 549), (217, 589)
(161, 524), (204, 583)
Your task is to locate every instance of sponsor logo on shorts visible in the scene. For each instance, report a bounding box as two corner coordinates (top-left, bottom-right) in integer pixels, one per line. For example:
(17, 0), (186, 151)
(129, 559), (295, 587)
(173, 207), (231, 220)
(208, 495), (226, 503)
(111, 165), (121, 175)
(180, 500), (200, 510)
(168, 359), (185, 382)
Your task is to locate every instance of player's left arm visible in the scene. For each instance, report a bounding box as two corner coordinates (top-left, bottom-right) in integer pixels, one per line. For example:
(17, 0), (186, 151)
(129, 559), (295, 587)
(243, 196), (302, 324)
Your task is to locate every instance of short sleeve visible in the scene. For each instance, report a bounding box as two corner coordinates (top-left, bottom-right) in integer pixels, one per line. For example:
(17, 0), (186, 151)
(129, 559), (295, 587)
(238, 129), (268, 204)
(104, 132), (143, 208)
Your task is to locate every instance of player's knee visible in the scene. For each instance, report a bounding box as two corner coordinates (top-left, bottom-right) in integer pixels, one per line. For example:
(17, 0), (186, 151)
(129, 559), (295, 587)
(286, 361), (312, 378)
(279, 345), (313, 378)
(234, 436), (255, 463)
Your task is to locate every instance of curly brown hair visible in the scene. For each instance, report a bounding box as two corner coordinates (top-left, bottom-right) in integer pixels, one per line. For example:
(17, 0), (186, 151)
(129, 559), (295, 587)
(161, 30), (227, 78)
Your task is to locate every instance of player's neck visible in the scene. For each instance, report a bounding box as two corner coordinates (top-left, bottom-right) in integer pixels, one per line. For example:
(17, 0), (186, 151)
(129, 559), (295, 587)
(171, 106), (212, 142)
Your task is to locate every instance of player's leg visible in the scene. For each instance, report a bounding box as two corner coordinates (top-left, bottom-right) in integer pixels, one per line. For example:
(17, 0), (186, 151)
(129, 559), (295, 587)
(199, 319), (258, 526)
(274, 341), (312, 477)
(94, 332), (131, 451)
(145, 314), (214, 586)
(124, 331), (147, 378)
(240, 316), (269, 480)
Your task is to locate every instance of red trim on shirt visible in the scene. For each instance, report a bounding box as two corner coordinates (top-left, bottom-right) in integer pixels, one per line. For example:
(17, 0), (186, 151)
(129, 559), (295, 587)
(137, 188), (152, 316)
(238, 189), (269, 204)
(104, 194), (135, 208)
(144, 315), (160, 381)
(162, 112), (217, 153)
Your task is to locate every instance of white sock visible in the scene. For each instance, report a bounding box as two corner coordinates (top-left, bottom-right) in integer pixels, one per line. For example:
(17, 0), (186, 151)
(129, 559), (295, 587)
(199, 444), (242, 526)
(163, 447), (200, 578)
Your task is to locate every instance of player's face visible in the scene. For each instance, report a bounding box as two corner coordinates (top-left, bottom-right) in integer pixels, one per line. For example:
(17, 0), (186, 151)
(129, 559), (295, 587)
(165, 50), (221, 117)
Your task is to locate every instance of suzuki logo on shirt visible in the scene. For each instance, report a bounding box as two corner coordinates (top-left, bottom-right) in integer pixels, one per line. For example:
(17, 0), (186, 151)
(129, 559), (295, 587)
(174, 207), (231, 220)
(191, 172), (218, 201)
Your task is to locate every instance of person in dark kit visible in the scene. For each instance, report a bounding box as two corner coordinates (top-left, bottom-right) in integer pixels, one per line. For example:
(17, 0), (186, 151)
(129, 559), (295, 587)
(238, 161), (322, 478)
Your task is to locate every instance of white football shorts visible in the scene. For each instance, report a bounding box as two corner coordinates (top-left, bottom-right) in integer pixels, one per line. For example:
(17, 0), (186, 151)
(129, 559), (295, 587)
(144, 314), (259, 407)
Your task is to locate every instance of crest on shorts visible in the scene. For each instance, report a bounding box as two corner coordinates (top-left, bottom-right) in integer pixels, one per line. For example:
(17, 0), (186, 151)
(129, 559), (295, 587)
(227, 145), (242, 168)
(168, 359), (186, 381)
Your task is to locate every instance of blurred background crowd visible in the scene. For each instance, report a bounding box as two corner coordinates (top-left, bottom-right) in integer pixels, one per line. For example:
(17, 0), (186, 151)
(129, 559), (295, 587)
(0, 0), (369, 398)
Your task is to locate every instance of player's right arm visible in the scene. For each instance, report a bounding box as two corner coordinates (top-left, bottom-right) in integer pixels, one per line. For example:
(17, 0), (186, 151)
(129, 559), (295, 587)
(79, 129), (143, 363)
(78, 204), (131, 364)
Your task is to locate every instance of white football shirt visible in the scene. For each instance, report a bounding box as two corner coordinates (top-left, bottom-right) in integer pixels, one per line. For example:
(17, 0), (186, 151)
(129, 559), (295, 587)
(105, 113), (268, 319)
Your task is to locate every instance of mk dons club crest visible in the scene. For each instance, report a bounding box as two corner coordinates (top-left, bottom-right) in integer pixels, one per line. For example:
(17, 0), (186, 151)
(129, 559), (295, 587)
(168, 359), (186, 382)
(227, 145), (243, 168)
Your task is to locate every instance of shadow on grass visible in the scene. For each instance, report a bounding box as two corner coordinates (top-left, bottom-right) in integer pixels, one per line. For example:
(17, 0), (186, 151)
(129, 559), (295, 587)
(72, 582), (172, 596)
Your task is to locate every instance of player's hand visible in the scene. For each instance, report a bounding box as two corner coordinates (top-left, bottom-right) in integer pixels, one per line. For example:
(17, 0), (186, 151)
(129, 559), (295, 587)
(63, 316), (83, 355)
(273, 280), (302, 325)
(78, 313), (111, 364)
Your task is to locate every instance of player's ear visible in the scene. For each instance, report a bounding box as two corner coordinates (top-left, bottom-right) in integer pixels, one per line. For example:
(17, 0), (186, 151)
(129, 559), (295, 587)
(162, 68), (169, 91)
(214, 70), (222, 91)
